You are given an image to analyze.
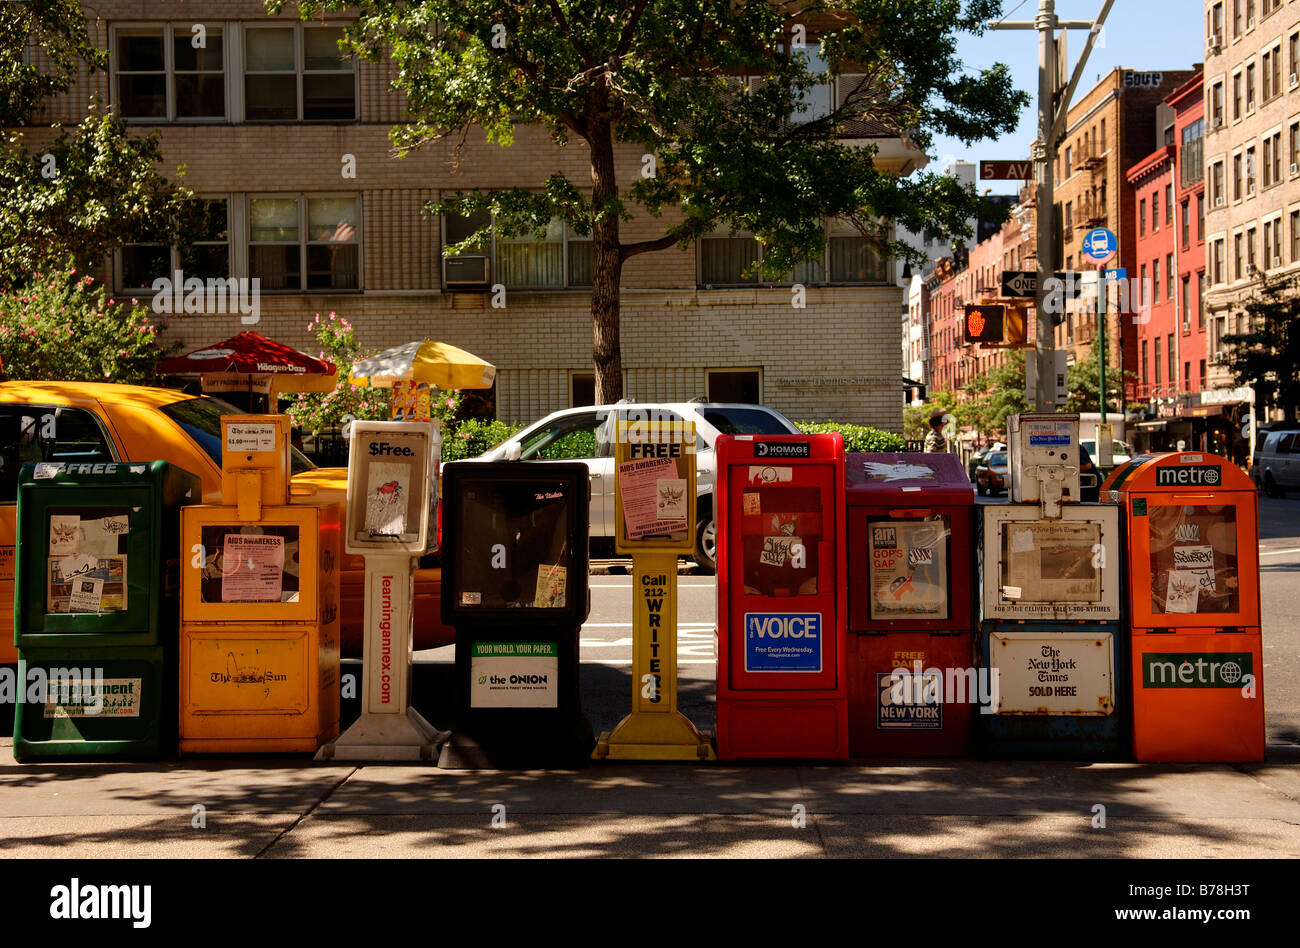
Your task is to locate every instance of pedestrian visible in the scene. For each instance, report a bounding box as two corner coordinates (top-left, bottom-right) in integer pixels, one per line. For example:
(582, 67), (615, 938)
(924, 411), (948, 453)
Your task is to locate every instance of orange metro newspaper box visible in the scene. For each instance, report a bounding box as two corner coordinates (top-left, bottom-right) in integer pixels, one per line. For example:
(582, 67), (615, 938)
(178, 416), (340, 753)
(1103, 451), (1264, 761)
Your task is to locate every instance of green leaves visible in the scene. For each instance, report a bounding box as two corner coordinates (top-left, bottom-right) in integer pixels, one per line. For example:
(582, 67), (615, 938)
(0, 0), (108, 127)
(0, 108), (202, 289)
(0, 261), (177, 383)
(1223, 270), (1300, 422)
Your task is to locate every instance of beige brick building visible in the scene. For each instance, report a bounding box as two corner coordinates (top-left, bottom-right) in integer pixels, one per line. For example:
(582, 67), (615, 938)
(1202, 0), (1300, 407)
(21, 2), (924, 429)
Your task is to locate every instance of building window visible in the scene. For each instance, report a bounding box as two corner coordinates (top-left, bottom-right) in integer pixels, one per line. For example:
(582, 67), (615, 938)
(1181, 200), (1191, 247)
(1199, 359), (1206, 388)
(1211, 81), (1224, 128)
(1291, 209), (1300, 261)
(1065, 146), (1073, 176)
(1290, 31), (1300, 82)
(1232, 71), (1243, 121)
(706, 369), (762, 403)
(1233, 232), (1243, 280)
(249, 195), (360, 291)
(1154, 337), (1162, 385)
(1167, 252), (1175, 300)
(1181, 119), (1205, 187)
(1266, 131), (1282, 187)
(1245, 145), (1257, 194)
(1198, 192), (1206, 234)
(1165, 184), (1174, 226)
(1289, 122), (1299, 175)
(1141, 340), (1149, 387)
(1233, 153), (1243, 201)
(1152, 190), (1159, 230)
(1153, 258), (1161, 303)
(568, 372), (595, 407)
(119, 198), (229, 292)
(245, 25), (355, 121)
(1168, 334), (1176, 387)
(1139, 198), (1146, 234)
(1140, 263), (1148, 307)
(1182, 275), (1192, 331)
(1267, 43), (1282, 101)
(114, 25), (226, 121)
(1198, 272), (1207, 326)
(1209, 2), (1224, 46)
(1065, 201), (1074, 231)
(1246, 63), (1256, 112)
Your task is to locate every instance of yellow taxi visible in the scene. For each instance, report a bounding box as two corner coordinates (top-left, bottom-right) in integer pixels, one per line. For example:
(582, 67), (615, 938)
(0, 381), (452, 661)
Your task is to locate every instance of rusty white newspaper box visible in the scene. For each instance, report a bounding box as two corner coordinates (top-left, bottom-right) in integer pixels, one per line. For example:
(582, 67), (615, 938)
(1008, 413), (1086, 516)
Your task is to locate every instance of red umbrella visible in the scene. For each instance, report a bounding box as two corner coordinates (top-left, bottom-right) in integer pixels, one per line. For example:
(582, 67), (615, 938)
(155, 331), (337, 396)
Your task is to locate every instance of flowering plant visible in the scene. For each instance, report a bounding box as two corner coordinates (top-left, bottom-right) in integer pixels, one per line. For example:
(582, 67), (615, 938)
(0, 262), (175, 383)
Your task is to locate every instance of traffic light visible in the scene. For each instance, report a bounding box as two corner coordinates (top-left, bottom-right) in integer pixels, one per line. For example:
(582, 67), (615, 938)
(964, 304), (1004, 344)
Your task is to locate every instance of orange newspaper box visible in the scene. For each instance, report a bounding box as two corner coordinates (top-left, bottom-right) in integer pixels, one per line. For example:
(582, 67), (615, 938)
(178, 416), (340, 753)
(1104, 452), (1264, 761)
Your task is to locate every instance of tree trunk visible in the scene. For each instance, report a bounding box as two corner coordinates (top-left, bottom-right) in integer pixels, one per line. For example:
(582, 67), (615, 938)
(588, 114), (623, 405)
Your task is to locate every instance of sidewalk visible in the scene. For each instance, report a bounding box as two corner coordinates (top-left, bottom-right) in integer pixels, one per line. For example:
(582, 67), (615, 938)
(3, 739), (1298, 858)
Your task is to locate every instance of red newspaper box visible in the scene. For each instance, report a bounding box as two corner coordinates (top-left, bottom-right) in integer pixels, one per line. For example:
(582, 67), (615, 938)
(715, 433), (847, 760)
(1104, 451), (1264, 761)
(845, 453), (976, 756)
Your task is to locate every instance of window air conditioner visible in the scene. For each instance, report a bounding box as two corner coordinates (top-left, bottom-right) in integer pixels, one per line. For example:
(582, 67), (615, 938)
(1213, 116), (1223, 128)
(1214, 351), (1226, 364)
(1216, 196), (1225, 206)
(1209, 37), (1222, 54)
(1247, 17), (1255, 29)
(443, 255), (491, 287)
(1274, 255), (1282, 267)
(1291, 162), (1298, 175)
(1292, 73), (1299, 88)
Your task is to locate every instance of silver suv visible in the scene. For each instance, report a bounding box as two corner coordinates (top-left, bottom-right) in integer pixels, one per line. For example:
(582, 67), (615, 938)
(1252, 428), (1300, 497)
(471, 400), (800, 570)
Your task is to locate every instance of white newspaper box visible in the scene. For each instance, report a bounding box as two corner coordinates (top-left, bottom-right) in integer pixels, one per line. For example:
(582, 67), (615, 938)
(320, 421), (443, 760)
(1009, 413), (1084, 516)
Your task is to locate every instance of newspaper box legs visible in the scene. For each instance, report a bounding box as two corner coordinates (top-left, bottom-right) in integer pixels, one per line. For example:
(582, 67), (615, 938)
(1104, 451), (1265, 761)
(714, 433), (848, 761)
(318, 421), (446, 761)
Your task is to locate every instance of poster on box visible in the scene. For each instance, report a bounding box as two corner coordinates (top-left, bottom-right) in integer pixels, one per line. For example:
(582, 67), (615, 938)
(469, 642), (559, 708)
(534, 564), (567, 608)
(365, 461), (412, 536)
(44, 678), (142, 718)
(46, 556), (127, 613)
(221, 534), (285, 601)
(868, 520), (949, 620)
(619, 456), (686, 539)
(391, 381), (432, 422)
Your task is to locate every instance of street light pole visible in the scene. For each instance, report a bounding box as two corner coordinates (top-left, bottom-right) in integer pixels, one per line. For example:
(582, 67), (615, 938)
(989, 0), (1117, 412)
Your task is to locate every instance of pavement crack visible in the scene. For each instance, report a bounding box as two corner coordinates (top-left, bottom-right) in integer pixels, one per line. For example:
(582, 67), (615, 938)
(253, 767), (358, 859)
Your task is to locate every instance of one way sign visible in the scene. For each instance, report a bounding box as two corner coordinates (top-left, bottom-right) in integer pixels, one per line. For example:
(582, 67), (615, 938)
(1000, 271), (1085, 299)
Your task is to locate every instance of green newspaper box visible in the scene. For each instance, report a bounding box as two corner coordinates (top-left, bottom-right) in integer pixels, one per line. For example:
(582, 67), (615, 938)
(13, 460), (199, 760)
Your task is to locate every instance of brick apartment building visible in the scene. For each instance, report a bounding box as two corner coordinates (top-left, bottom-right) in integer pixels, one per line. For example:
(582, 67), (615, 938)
(1202, 0), (1300, 444)
(23, 3), (926, 429)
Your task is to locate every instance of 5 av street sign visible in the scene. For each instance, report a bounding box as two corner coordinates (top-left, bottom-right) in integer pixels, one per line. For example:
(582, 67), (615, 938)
(981, 160), (1033, 180)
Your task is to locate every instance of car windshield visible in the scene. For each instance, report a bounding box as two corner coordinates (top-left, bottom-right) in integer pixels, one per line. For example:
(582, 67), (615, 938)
(701, 407), (796, 435)
(160, 397), (316, 473)
(987, 453), (1007, 466)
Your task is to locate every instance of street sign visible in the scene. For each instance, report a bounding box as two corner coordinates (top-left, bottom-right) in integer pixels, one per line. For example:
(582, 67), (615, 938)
(980, 160), (1033, 180)
(1000, 271), (1086, 298)
(1082, 228), (1118, 264)
(1103, 267), (1127, 282)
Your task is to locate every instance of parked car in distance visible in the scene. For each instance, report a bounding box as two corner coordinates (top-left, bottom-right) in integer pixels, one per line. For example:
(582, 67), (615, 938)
(967, 441), (1007, 481)
(1252, 428), (1300, 497)
(974, 450), (1009, 496)
(1080, 438), (1133, 470)
(469, 400), (801, 571)
(0, 381), (453, 660)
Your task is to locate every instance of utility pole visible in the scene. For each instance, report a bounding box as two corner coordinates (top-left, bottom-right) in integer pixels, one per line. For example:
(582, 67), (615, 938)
(989, 0), (1116, 412)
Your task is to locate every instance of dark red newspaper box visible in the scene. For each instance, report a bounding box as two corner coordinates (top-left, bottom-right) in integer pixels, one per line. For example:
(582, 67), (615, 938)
(715, 433), (847, 760)
(845, 453), (976, 757)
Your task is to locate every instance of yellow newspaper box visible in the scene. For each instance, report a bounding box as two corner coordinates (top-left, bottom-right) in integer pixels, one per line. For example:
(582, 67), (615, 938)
(179, 415), (340, 753)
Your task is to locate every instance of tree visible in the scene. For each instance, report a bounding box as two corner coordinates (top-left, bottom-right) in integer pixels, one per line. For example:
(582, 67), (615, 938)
(1224, 269), (1300, 423)
(969, 349), (1027, 436)
(269, 0), (1027, 402)
(1061, 333), (1132, 415)
(0, 3), (201, 287)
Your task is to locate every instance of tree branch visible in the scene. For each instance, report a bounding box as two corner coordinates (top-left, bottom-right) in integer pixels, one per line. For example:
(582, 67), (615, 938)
(620, 232), (686, 261)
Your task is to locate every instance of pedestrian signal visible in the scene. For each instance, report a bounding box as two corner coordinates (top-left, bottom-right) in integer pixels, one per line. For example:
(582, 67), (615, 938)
(964, 304), (1005, 344)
